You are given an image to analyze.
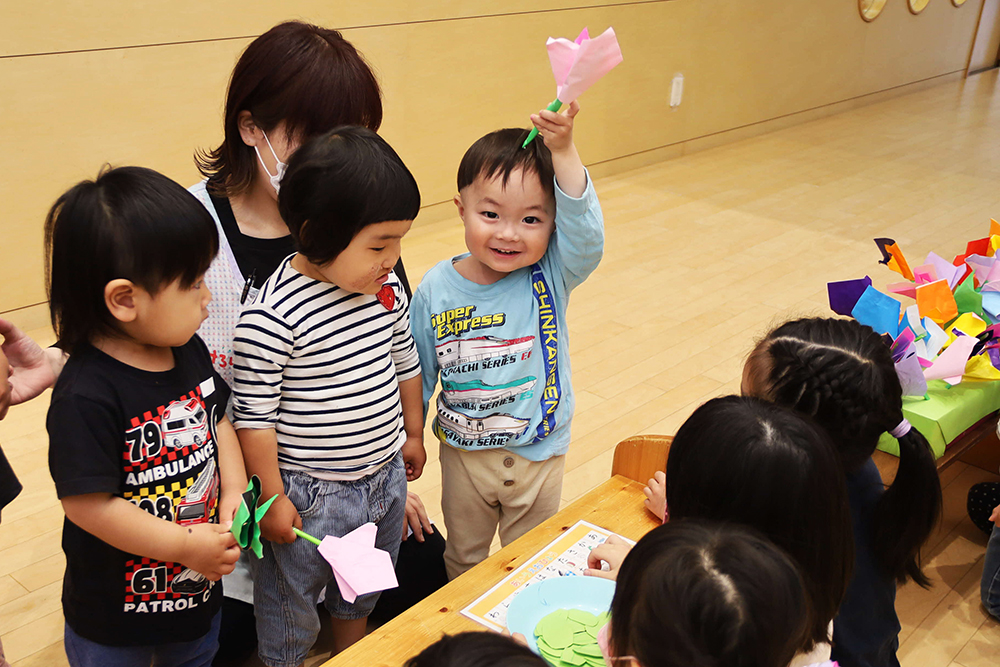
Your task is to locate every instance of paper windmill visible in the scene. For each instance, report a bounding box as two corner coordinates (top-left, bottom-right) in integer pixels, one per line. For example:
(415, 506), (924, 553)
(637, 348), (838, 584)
(230, 475), (278, 559)
(522, 26), (624, 148)
(827, 223), (1000, 396)
(293, 523), (398, 603)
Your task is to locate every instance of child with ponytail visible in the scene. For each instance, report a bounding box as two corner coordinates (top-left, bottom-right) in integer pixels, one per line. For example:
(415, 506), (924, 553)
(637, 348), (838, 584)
(743, 317), (942, 667)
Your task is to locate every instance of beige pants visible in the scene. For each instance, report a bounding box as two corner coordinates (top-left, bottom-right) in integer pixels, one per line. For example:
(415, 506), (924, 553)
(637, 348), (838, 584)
(439, 442), (565, 579)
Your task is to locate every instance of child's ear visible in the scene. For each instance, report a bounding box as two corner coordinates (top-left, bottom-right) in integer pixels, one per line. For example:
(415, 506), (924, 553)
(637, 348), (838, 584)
(454, 193), (465, 219)
(104, 279), (139, 324)
(237, 110), (259, 148)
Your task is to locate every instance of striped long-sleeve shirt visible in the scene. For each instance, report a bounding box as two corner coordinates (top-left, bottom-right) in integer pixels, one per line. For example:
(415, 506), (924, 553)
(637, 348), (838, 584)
(232, 258), (420, 480)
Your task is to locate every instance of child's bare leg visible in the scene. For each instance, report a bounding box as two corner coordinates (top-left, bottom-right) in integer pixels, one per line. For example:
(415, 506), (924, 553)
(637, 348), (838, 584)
(330, 617), (368, 654)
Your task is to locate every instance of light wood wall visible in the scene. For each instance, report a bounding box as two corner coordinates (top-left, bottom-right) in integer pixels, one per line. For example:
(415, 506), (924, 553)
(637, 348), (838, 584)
(0, 0), (985, 318)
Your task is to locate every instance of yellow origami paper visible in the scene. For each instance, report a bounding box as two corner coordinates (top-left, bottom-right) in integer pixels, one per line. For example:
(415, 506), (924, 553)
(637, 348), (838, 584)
(946, 312), (987, 346)
(964, 354), (1000, 381)
(915, 279), (958, 325)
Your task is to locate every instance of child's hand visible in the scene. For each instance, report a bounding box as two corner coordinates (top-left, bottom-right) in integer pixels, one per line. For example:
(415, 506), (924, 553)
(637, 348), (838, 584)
(401, 435), (426, 481)
(259, 493), (302, 544)
(583, 535), (632, 581)
(179, 523), (240, 581)
(529, 100), (580, 155)
(643, 471), (667, 522)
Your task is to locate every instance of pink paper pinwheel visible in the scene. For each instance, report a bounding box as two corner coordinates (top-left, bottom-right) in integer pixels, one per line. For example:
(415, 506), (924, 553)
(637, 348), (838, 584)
(522, 26), (624, 147)
(293, 523), (397, 603)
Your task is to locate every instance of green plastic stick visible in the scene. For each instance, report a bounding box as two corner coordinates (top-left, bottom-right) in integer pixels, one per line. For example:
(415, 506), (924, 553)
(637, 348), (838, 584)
(522, 98), (563, 148)
(292, 527), (322, 546)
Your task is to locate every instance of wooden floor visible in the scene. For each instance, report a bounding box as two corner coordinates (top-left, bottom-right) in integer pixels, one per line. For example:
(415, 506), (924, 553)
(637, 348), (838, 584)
(4, 70), (1000, 666)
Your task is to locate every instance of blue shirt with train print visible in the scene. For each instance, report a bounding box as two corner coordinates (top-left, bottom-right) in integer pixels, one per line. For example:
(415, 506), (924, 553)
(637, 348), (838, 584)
(410, 171), (604, 461)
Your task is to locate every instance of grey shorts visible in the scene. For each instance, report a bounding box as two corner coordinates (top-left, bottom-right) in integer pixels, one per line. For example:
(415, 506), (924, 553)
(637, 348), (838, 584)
(249, 452), (406, 667)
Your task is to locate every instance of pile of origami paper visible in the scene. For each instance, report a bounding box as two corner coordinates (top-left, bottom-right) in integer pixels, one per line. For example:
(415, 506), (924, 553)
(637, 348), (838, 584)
(828, 221), (1000, 396)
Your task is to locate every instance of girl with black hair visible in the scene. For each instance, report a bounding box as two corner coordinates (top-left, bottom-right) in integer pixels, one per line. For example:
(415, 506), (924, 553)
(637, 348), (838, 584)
(743, 317), (943, 667)
(404, 632), (547, 667)
(607, 521), (813, 667)
(591, 396), (854, 666)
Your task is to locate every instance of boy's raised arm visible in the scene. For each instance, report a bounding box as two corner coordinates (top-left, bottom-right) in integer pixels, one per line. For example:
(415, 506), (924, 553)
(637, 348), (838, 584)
(529, 100), (585, 198)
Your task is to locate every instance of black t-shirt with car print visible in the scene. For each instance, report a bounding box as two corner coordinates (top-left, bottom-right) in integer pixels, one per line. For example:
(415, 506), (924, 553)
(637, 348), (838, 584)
(47, 336), (230, 646)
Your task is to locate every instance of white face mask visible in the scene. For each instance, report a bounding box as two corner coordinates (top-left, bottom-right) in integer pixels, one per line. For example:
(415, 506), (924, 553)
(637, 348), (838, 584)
(253, 129), (287, 194)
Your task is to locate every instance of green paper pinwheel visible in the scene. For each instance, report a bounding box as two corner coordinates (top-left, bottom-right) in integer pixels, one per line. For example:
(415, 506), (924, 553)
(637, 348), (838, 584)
(230, 475), (278, 558)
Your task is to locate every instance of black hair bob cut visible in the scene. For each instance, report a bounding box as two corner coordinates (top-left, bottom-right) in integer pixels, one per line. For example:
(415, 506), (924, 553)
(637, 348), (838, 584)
(666, 395), (854, 653)
(278, 125), (420, 265)
(611, 520), (811, 667)
(44, 166), (218, 354)
(403, 632), (546, 667)
(457, 128), (555, 196)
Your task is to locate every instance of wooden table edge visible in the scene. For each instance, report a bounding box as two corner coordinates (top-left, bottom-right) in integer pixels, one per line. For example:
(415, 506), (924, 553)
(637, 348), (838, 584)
(321, 475), (659, 667)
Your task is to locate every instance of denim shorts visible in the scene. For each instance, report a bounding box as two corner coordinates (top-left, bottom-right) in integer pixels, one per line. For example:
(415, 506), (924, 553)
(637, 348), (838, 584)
(249, 452), (407, 667)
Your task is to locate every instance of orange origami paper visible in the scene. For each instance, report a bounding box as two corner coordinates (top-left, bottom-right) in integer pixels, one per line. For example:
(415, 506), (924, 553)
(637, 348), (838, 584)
(874, 238), (914, 281)
(915, 279), (958, 325)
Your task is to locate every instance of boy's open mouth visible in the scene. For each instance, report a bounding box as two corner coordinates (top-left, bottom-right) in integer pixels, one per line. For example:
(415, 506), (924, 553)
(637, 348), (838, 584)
(491, 248), (519, 256)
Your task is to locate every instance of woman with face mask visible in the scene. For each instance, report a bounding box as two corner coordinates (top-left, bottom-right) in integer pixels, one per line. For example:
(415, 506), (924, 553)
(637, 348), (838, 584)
(191, 21), (410, 395)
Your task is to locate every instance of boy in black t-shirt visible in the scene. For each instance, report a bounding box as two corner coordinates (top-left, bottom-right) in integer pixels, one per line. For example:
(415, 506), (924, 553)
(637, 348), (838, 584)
(44, 167), (247, 667)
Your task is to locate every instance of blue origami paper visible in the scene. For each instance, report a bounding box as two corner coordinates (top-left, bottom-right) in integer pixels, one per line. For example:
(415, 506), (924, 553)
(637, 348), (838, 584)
(851, 285), (901, 338)
(983, 291), (1000, 320)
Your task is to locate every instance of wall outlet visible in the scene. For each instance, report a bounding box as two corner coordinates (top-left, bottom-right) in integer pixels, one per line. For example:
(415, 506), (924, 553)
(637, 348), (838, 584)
(670, 73), (684, 108)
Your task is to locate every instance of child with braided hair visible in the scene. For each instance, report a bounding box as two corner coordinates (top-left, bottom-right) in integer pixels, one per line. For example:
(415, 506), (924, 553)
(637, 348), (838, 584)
(735, 317), (942, 667)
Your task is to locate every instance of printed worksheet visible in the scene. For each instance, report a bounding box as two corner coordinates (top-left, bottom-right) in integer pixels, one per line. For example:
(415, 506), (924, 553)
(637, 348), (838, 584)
(460, 520), (632, 632)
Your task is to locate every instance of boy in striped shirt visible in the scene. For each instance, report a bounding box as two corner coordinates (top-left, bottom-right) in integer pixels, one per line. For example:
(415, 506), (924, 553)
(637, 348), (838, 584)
(231, 127), (424, 666)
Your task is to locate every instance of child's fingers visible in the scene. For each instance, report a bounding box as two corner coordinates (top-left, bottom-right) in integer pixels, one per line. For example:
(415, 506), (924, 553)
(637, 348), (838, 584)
(217, 527), (237, 548)
(564, 100), (580, 118)
(537, 109), (571, 126)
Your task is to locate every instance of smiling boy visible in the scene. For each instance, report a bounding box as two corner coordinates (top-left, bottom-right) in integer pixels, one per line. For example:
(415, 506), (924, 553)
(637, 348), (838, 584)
(410, 102), (605, 578)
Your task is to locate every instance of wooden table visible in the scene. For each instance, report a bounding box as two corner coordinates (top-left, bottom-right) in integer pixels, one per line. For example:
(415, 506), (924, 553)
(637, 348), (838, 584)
(322, 476), (660, 667)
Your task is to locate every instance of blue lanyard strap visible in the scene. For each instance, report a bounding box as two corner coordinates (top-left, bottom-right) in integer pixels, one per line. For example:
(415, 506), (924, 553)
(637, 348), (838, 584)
(529, 264), (561, 443)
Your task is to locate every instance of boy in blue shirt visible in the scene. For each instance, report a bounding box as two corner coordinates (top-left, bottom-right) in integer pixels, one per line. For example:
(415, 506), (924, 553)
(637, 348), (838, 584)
(411, 102), (604, 578)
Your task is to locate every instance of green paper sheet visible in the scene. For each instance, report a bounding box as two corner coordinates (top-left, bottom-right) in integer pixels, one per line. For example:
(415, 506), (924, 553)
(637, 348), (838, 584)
(534, 609), (607, 667)
(230, 475), (278, 558)
(954, 273), (984, 319)
(877, 379), (1000, 458)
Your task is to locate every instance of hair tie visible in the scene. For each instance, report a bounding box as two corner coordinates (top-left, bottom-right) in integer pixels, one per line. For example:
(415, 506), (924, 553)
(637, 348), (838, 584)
(890, 419), (911, 439)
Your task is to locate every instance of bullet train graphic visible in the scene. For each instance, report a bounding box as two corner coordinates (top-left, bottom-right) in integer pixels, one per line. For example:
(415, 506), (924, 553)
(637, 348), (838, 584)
(441, 377), (537, 403)
(435, 336), (534, 369)
(435, 395), (530, 440)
